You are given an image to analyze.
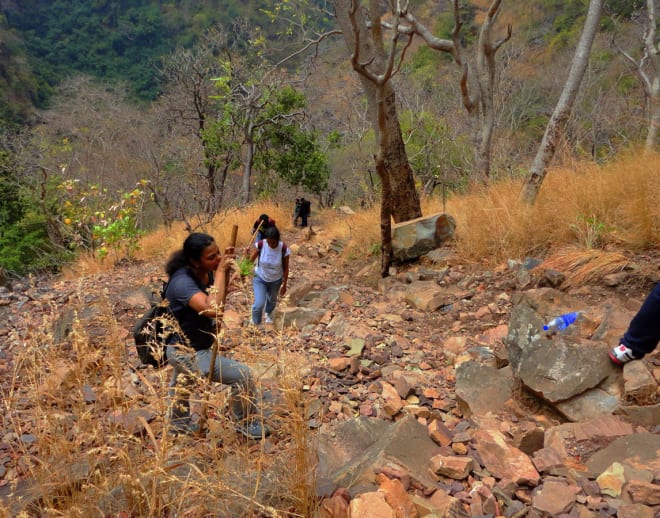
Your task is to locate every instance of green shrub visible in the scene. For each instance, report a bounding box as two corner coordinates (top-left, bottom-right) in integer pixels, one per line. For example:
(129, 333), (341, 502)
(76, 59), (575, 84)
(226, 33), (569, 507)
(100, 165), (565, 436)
(58, 180), (149, 263)
(0, 210), (71, 275)
(236, 256), (254, 277)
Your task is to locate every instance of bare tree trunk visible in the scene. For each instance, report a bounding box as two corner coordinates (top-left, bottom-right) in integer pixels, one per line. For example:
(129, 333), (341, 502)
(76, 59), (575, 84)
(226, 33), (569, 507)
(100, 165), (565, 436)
(647, 77), (659, 153)
(403, 0), (509, 183)
(381, 87), (421, 223)
(241, 114), (256, 204)
(520, 0), (604, 204)
(643, 0), (659, 153)
(612, 0), (658, 153)
(377, 149), (393, 276)
(333, 0), (421, 224)
(204, 153), (217, 213)
(475, 0), (511, 181)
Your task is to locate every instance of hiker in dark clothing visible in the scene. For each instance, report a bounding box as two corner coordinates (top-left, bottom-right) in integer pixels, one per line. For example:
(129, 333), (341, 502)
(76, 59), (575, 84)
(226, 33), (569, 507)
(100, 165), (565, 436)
(293, 199), (302, 227)
(609, 282), (660, 365)
(298, 198), (311, 228)
(164, 232), (267, 439)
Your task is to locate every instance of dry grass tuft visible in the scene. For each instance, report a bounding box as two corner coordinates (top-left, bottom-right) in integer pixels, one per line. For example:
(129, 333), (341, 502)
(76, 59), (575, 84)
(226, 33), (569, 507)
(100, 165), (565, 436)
(540, 247), (631, 287)
(3, 281), (318, 516)
(321, 206), (380, 257)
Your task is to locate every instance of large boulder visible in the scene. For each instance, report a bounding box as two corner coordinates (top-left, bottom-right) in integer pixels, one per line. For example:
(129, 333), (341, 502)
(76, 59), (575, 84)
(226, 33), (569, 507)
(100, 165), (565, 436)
(316, 415), (443, 497)
(504, 289), (623, 417)
(392, 212), (456, 263)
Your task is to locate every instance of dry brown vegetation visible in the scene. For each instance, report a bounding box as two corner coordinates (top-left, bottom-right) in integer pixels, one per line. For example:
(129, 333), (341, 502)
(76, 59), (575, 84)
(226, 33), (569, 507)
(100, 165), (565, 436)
(321, 151), (658, 276)
(66, 150), (656, 279)
(2, 287), (319, 516)
(2, 154), (657, 516)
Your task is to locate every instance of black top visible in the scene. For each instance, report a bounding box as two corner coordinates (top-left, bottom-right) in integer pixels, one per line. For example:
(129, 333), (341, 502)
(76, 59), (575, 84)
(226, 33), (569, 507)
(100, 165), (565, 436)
(165, 267), (216, 351)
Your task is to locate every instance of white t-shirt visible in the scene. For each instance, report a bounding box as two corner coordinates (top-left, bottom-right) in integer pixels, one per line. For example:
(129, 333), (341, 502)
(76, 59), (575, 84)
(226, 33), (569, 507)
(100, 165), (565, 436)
(254, 240), (290, 282)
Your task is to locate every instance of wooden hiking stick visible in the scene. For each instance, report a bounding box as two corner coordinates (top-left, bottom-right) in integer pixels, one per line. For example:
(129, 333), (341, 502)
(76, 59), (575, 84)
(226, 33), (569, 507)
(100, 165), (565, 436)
(244, 219), (264, 255)
(197, 223), (238, 436)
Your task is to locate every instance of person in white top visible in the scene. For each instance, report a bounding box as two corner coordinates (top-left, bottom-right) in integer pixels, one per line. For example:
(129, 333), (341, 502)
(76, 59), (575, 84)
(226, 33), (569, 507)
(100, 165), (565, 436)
(249, 226), (290, 325)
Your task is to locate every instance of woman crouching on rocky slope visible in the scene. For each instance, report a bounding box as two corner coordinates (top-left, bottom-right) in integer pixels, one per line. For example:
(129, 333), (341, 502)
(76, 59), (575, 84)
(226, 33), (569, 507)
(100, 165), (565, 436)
(164, 232), (267, 439)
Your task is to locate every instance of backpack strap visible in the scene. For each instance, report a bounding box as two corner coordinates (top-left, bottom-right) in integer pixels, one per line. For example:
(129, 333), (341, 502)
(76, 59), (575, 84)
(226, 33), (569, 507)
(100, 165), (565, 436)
(159, 280), (169, 300)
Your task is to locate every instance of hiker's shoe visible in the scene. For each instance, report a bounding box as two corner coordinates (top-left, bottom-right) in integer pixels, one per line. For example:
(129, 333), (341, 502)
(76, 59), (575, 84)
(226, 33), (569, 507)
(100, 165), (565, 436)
(264, 313), (273, 324)
(609, 344), (637, 365)
(235, 419), (269, 440)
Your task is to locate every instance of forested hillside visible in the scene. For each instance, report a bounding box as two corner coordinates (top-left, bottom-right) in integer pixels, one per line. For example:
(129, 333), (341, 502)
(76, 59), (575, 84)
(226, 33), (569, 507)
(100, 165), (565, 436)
(0, 0), (654, 276)
(0, 1), (643, 125)
(0, 0), (286, 115)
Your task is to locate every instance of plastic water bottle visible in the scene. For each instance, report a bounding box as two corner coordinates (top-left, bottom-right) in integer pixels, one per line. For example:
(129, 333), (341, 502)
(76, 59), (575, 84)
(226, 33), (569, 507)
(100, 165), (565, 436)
(543, 311), (581, 336)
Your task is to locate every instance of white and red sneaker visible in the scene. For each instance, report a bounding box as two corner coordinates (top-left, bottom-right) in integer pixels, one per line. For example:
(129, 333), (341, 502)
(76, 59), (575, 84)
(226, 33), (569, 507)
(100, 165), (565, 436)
(609, 344), (637, 365)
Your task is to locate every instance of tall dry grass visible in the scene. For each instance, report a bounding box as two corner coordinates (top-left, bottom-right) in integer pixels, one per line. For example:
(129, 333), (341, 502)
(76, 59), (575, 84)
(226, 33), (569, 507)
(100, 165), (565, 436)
(315, 152), (658, 290)
(72, 151), (658, 273)
(2, 279), (318, 516)
(317, 151), (658, 273)
(439, 150), (658, 264)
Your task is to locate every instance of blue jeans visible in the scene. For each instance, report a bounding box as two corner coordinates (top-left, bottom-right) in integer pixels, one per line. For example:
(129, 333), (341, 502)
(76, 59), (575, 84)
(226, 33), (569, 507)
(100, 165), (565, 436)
(621, 282), (660, 358)
(166, 345), (256, 427)
(252, 275), (282, 324)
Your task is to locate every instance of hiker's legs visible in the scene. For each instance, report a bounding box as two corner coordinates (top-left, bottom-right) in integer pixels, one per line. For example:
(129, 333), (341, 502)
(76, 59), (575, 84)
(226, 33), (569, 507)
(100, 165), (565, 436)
(195, 348), (257, 420)
(620, 282), (660, 358)
(166, 344), (196, 427)
(252, 275), (268, 324)
(264, 278), (283, 315)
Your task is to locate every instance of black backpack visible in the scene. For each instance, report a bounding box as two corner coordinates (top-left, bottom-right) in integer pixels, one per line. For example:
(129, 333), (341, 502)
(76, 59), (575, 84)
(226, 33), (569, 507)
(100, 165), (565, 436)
(132, 281), (172, 368)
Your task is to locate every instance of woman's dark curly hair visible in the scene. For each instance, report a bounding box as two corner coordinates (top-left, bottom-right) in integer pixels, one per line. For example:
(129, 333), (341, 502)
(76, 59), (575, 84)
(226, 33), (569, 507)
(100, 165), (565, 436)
(165, 232), (215, 277)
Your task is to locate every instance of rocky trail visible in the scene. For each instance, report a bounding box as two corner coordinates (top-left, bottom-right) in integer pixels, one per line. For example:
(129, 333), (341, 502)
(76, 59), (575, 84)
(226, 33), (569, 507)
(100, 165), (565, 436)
(0, 225), (658, 517)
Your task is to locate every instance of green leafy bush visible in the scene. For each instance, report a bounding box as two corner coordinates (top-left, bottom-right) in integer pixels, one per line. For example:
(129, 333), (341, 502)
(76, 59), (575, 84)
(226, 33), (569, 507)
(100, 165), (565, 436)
(0, 210), (69, 275)
(236, 256), (254, 278)
(58, 181), (149, 263)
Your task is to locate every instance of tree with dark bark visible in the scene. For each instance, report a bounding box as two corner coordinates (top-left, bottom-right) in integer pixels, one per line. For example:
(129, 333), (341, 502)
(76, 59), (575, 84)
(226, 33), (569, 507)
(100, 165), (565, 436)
(333, 0), (422, 275)
(332, 0), (424, 275)
(333, 0), (422, 224)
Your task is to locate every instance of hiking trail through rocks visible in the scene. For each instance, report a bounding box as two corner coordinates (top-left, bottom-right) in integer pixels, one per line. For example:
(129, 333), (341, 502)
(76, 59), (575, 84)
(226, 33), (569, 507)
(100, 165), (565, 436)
(0, 226), (658, 517)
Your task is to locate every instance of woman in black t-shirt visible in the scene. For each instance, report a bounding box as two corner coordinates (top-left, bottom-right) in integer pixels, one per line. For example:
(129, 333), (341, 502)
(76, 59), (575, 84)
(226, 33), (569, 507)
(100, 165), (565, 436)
(164, 232), (267, 439)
